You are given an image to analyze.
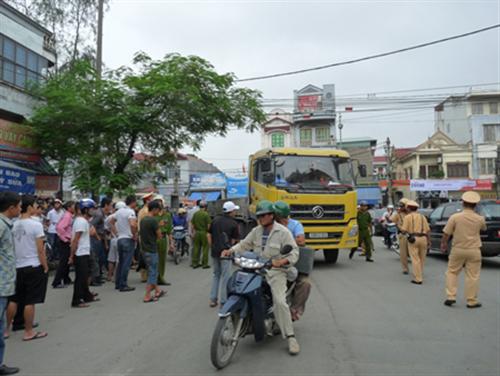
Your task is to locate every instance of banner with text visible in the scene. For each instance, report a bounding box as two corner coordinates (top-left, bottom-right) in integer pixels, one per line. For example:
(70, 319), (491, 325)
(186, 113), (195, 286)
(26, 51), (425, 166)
(0, 166), (35, 194)
(410, 179), (492, 192)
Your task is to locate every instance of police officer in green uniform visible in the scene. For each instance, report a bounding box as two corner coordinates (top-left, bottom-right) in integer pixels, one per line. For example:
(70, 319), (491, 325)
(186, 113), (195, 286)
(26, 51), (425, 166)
(191, 201), (211, 269)
(155, 198), (173, 285)
(351, 201), (373, 262)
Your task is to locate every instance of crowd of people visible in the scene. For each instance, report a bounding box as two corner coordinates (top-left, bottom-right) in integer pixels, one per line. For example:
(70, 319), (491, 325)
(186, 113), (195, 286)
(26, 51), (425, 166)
(0, 188), (487, 372)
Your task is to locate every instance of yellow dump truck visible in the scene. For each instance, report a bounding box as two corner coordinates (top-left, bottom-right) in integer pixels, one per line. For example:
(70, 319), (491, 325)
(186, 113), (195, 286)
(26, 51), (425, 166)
(247, 147), (366, 264)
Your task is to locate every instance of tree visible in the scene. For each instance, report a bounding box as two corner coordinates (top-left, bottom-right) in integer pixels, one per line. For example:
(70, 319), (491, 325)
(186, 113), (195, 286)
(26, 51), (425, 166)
(28, 54), (265, 196)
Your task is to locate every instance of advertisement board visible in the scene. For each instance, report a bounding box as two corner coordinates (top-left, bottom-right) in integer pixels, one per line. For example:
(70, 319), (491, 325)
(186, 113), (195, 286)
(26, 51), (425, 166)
(410, 179), (492, 192)
(226, 173), (248, 198)
(0, 166), (35, 194)
(189, 173), (226, 190)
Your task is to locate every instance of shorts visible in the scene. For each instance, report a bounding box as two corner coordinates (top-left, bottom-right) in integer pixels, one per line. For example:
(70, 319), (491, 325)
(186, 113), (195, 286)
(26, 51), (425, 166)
(9, 265), (48, 305)
(143, 252), (159, 285)
(108, 238), (118, 263)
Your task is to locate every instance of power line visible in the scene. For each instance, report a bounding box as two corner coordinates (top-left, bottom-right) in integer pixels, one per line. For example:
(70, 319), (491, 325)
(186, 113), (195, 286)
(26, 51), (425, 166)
(237, 24), (500, 82)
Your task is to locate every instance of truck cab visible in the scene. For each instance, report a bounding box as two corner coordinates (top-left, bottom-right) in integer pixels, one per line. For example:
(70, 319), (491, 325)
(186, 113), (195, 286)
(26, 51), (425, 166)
(249, 148), (362, 264)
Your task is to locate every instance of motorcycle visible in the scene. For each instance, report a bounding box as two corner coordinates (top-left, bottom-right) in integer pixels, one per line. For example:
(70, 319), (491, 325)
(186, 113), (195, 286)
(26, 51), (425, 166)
(387, 223), (400, 254)
(210, 245), (296, 369)
(172, 226), (188, 265)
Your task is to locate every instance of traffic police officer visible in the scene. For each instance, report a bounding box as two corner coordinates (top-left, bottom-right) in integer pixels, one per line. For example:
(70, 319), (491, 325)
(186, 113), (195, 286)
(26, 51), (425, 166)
(441, 191), (486, 308)
(350, 201), (373, 262)
(400, 200), (430, 284)
(191, 201), (211, 269)
(391, 198), (409, 274)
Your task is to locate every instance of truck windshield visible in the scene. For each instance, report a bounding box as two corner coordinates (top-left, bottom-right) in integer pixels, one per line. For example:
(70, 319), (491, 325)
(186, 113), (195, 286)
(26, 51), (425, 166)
(273, 155), (354, 191)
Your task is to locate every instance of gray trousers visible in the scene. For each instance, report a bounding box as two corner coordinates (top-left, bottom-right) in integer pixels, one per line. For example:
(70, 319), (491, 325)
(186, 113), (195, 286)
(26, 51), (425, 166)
(266, 269), (295, 338)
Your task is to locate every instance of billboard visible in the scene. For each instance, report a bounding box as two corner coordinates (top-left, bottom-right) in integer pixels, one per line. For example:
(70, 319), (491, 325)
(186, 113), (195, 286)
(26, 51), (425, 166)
(0, 166), (35, 194)
(226, 173), (248, 198)
(410, 179), (492, 192)
(189, 173), (226, 190)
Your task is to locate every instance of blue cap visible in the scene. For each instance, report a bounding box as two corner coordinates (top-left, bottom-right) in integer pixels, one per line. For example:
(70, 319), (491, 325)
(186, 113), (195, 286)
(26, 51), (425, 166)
(359, 200), (368, 206)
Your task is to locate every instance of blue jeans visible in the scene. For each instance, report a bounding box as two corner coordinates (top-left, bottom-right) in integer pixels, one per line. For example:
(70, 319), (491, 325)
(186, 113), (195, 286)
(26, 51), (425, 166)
(0, 297), (8, 365)
(116, 238), (135, 290)
(210, 257), (231, 304)
(143, 252), (159, 285)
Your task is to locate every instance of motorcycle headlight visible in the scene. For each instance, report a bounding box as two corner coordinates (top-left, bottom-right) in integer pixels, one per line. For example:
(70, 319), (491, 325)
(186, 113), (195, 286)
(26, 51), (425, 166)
(237, 257), (265, 269)
(348, 225), (359, 237)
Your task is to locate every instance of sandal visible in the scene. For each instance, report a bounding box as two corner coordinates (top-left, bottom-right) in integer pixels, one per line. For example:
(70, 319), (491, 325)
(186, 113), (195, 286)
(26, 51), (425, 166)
(72, 302), (90, 308)
(143, 297), (158, 303)
(23, 331), (48, 341)
(155, 290), (166, 299)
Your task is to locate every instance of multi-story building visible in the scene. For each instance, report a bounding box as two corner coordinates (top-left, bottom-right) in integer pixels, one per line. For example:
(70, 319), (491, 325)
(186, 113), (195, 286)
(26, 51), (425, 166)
(0, 2), (58, 195)
(434, 92), (500, 186)
(261, 84), (336, 148)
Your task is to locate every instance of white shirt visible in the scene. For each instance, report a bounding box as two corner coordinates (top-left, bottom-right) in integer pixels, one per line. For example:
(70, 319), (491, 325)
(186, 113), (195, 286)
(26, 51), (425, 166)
(114, 207), (137, 239)
(47, 208), (64, 233)
(12, 218), (45, 268)
(72, 217), (91, 256)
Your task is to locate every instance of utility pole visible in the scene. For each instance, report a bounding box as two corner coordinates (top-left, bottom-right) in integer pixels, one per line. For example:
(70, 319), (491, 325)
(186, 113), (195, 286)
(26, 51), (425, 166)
(172, 161), (180, 209)
(496, 145), (500, 199)
(337, 114), (343, 149)
(96, 0), (104, 78)
(384, 137), (394, 205)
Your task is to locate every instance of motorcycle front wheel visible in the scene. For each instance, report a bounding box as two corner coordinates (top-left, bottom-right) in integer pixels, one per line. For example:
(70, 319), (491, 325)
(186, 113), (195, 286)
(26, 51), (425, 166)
(210, 315), (240, 369)
(174, 242), (181, 265)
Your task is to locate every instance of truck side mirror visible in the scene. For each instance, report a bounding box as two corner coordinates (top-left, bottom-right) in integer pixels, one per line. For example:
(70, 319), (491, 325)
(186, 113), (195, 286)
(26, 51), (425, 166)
(262, 172), (274, 185)
(358, 164), (367, 178)
(260, 158), (272, 172)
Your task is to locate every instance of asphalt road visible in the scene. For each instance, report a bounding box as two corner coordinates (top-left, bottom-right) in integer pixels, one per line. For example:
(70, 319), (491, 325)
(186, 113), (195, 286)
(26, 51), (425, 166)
(5, 237), (500, 376)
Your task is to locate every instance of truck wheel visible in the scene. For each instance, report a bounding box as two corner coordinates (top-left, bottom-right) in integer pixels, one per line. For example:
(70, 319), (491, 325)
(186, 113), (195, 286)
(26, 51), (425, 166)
(323, 249), (339, 264)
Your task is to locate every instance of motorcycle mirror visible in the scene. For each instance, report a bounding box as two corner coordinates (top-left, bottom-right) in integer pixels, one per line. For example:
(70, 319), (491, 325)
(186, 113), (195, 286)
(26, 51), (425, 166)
(280, 244), (293, 255)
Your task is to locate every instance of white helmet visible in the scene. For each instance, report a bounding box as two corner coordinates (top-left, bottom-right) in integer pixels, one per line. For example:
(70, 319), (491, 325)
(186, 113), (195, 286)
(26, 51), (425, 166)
(115, 201), (126, 210)
(387, 205), (394, 209)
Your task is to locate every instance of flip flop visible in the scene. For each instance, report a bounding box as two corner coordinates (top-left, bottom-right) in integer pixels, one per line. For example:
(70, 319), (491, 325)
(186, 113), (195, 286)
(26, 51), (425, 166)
(23, 331), (48, 341)
(3, 333), (9, 339)
(143, 297), (158, 303)
(155, 290), (166, 299)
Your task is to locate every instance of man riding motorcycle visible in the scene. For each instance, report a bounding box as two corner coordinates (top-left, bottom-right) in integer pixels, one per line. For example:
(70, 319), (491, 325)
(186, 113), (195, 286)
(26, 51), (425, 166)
(221, 200), (300, 355)
(273, 201), (312, 322)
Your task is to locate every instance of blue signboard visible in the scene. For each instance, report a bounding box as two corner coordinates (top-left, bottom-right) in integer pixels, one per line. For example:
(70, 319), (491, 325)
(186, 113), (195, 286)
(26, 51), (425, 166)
(226, 175), (248, 199)
(0, 166), (35, 194)
(189, 173), (226, 190)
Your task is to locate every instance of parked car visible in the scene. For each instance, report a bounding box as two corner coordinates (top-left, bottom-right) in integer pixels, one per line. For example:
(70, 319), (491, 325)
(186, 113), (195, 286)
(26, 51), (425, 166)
(428, 200), (500, 257)
(418, 208), (433, 220)
(368, 208), (386, 236)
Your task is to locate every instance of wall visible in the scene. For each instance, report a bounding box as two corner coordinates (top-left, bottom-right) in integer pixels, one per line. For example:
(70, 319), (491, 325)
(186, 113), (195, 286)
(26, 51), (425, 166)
(435, 100), (469, 143)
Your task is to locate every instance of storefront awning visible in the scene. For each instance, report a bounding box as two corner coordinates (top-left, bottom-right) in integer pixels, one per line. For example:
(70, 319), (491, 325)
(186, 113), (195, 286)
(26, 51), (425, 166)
(188, 191), (221, 202)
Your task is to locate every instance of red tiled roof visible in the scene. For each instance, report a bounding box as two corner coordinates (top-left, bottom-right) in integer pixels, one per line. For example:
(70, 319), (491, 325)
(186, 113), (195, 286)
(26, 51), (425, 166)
(394, 148), (415, 159)
(373, 156), (387, 163)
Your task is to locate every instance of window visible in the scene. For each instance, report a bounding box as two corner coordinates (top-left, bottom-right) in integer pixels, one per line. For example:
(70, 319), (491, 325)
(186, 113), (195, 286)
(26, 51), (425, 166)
(428, 165), (441, 178)
(490, 102), (498, 114)
(0, 34), (47, 89)
(483, 124), (499, 142)
(300, 128), (312, 147)
(429, 206), (444, 223)
(443, 204), (461, 219)
(479, 158), (496, 175)
(3, 38), (15, 60)
(471, 103), (483, 115)
(271, 132), (285, 148)
(419, 165), (427, 179)
(315, 127), (330, 143)
(447, 163), (469, 178)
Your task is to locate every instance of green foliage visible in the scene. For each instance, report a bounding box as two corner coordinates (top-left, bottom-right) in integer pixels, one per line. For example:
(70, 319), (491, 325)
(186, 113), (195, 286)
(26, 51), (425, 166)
(28, 55), (265, 195)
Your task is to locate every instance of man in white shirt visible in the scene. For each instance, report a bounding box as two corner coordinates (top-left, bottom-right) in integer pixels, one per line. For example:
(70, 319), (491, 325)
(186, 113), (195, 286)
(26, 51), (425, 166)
(110, 195), (138, 292)
(4, 195), (48, 341)
(70, 199), (99, 308)
(46, 199), (64, 261)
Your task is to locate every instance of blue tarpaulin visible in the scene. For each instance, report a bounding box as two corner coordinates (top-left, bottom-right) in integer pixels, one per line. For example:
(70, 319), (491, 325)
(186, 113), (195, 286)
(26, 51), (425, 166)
(188, 191), (221, 202)
(356, 187), (382, 206)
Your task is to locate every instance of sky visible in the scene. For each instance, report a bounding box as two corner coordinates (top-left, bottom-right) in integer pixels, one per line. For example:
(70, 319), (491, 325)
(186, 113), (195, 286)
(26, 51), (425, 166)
(103, 0), (500, 171)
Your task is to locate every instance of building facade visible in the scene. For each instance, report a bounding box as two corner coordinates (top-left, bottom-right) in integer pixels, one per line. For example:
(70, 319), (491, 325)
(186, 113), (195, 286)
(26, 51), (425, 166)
(435, 92), (500, 184)
(0, 2), (58, 195)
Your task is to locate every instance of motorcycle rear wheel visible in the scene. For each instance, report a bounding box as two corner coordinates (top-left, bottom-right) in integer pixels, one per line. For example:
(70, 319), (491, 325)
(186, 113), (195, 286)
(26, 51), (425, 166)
(210, 315), (239, 369)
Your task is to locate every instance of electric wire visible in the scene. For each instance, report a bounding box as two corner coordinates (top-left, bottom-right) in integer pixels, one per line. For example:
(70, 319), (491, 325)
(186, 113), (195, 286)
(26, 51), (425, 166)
(236, 25), (500, 82)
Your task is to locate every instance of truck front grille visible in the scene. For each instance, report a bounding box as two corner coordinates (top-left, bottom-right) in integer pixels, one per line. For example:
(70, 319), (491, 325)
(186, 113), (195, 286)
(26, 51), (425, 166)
(290, 204), (345, 221)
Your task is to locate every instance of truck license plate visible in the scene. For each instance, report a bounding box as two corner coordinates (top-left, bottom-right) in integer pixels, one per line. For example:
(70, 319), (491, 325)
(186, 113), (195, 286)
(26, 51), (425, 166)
(310, 232), (328, 239)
